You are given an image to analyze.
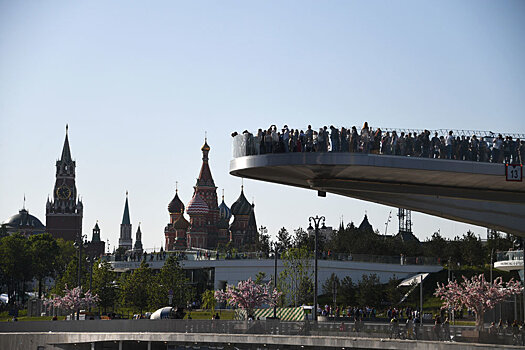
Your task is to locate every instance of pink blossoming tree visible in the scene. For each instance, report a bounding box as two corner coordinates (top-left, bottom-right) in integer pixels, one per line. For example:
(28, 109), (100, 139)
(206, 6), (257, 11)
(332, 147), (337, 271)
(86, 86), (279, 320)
(45, 285), (100, 318)
(215, 278), (281, 319)
(434, 274), (523, 331)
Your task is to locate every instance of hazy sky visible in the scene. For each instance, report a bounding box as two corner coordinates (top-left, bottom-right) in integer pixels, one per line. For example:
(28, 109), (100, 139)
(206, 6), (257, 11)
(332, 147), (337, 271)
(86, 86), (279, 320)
(1, 1), (524, 251)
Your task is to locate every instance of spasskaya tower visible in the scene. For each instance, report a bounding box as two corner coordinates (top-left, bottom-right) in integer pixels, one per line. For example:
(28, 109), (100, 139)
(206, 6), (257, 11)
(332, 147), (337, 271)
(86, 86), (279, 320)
(46, 125), (83, 241)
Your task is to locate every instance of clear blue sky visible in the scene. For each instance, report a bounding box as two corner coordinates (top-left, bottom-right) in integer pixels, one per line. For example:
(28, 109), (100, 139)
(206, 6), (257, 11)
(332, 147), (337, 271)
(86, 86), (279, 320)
(1, 1), (524, 251)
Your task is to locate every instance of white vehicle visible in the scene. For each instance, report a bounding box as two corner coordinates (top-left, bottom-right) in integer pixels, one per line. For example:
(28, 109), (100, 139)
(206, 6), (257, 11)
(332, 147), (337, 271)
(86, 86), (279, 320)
(150, 307), (176, 320)
(0, 294), (8, 304)
(150, 306), (186, 319)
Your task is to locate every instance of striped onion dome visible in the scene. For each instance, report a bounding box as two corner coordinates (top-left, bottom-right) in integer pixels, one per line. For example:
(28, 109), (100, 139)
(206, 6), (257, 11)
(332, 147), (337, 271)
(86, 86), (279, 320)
(186, 193), (209, 215)
(218, 199), (232, 220)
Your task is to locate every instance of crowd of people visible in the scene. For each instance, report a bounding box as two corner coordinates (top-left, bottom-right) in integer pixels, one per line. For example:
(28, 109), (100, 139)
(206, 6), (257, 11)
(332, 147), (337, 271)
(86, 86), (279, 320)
(320, 304), (377, 319)
(233, 124), (525, 164)
(489, 319), (525, 345)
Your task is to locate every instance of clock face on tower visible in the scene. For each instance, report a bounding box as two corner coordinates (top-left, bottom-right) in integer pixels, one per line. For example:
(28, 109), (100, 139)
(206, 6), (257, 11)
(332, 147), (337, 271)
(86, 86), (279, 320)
(56, 186), (71, 199)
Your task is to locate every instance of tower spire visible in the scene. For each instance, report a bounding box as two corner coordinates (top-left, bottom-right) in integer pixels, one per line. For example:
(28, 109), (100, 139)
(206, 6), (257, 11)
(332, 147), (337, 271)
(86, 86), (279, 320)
(122, 192), (130, 225)
(201, 137), (210, 162)
(196, 139), (215, 187)
(134, 221), (143, 252)
(60, 124), (72, 162)
(119, 191), (132, 250)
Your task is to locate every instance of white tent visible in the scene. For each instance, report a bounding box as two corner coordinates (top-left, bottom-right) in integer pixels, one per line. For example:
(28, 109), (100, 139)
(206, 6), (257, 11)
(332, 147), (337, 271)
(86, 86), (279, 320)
(398, 273), (429, 287)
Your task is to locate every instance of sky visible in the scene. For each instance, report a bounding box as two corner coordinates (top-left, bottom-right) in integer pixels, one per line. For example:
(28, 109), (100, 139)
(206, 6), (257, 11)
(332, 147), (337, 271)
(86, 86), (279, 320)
(1, 1), (524, 252)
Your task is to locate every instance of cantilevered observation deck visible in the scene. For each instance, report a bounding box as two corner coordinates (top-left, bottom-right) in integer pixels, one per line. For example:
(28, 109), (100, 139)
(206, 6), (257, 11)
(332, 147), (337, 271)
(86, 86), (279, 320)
(230, 135), (525, 236)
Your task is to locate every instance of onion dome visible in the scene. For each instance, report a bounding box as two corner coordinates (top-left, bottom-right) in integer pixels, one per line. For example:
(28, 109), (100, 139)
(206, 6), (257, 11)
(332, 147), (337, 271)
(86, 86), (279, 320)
(219, 198), (232, 221)
(173, 215), (190, 229)
(186, 193), (209, 215)
(231, 187), (252, 215)
(201, 140), (210, 152)
(2, 209), (45, 230)
(168, 190), (185, 214)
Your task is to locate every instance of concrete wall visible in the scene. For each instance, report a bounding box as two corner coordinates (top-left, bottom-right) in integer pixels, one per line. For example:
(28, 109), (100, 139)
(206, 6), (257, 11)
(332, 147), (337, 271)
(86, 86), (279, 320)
(0, 320), (518, 350)
(0, 330), (519, 350)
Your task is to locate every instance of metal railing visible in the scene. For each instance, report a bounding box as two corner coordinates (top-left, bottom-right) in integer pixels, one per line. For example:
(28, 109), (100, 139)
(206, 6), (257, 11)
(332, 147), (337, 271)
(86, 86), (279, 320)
(1, 319), (519, 345)
(232, 127), (525, 162)
(495, 250), (523, 262)
(103, 250), (439, 266)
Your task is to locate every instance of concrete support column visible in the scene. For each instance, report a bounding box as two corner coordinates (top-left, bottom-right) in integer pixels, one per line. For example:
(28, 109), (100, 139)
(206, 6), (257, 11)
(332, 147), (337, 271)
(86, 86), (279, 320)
(148, 341), (152, 350)
(91, 342), (95, 350)
(119, 340), (123, 350)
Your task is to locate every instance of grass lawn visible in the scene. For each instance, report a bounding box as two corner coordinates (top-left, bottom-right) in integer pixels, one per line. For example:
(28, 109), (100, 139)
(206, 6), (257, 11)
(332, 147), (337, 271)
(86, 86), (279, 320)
(186, 310), (234, 320)
(0, 310), (55, 322)
(0, 309), (235, 321)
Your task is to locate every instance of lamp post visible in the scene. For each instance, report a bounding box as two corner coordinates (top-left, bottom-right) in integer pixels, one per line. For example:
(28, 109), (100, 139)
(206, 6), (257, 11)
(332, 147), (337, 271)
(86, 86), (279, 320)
(517, 237), (525, 323)
(86, 254), (96, 312)
(308, 215), (325, 322)
(512, 237), (525, 323)
(73, 233), (87, 320)
(522, 238), (525, 324)
(273, 242), (279, 319)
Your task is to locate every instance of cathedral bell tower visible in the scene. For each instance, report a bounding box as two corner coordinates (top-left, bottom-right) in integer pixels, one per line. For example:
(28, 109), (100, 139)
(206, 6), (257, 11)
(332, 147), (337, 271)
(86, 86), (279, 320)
(46, 125), (83, 241)
(187, 139), (220, 249)
(119, 192), (133, 250)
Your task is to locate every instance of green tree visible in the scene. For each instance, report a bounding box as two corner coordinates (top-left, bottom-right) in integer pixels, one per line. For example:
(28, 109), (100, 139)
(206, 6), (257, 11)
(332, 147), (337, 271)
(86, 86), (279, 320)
(0, 224), (7, 238)
(29, 233), (60, 298)
(486, 232), (513, 262)
(322, 273), (341, 309)
(52, 254), (89, 295)
(279, 246), (313, 307)
(383, 276), (403, 306)
(54, 238), (76, 281)
(256, 226), (271, 254)
(255, 271), (267, 284)
(120, 260), (153, 314)
(356, 274), (381, 306)
(339, 276), (356, 306)
(276, 227), (292, 251)
(0, 233), (32, 305)
(293, 227), (310, 249)
(423, 231), (448, 263)
(149, 255), (190, 310)
(460, 231), (484, 266)
(201, 289), (216, 313)
(92, 260), (117, 313)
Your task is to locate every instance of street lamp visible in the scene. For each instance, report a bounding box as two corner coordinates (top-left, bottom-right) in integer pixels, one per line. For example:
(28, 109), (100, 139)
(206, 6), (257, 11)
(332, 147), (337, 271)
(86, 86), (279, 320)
(73, 233), (87, 320)
(513, 237), (525, 323)
(273, 242), (279, 319)
(308, 215), (326, 322)
(522, 238), (525, 325)
(86, 254), (96, 312)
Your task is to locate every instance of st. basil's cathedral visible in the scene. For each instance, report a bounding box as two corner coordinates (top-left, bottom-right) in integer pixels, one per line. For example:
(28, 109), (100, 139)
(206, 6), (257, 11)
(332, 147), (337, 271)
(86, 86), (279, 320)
(2, 127), (258, 253)
(164, 139), (258, 251)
